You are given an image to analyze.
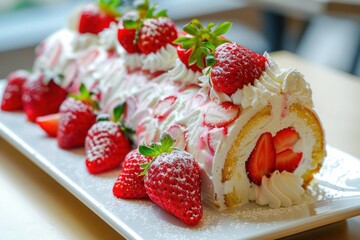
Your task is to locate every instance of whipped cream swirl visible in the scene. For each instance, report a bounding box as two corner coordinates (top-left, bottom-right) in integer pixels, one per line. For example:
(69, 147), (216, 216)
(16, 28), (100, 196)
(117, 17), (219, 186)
(249, 170), (305, 208)
(169, 59), (202, 85)
(142, 44), (177, 73)
(201, 52), (313, 108)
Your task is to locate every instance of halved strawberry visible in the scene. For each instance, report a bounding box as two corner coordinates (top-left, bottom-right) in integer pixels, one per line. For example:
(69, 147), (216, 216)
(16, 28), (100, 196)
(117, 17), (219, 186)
(273, 127), (300, 154)
(153, 96), (177, 119)
(35, 113), (60, 138)
(275, 149), (303, 173)
(246, 132), (276, 185)
(203, 101), (240, 128)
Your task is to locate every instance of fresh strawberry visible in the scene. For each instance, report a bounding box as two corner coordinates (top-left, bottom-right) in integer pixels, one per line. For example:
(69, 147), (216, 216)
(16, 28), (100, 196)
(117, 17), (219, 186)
(174, 20), (231, 72)
(113, 149), (152, 198)
(273, 127), (300, 154)
(153, 95), (177, 119)
(85, 121), (132, 174)
(138, 17), (177, 54)
(78, 0), (121, 35)
(275, 149), (303, 173)
(57, 84), (97, 149)
(139, 133), (203, 226)
(176, 46), (202, 72)
(120, 2), (177, 55)
(203, 101), (240, 128)
(117, 23), (141, 53)
(209, 42), (267, 95)
(246, 132), (276, 185)
(22, 72), (67, 122)
(85, 103), (133, 173)
(1, 70), (29, 111)
(35, 113), (60, 137)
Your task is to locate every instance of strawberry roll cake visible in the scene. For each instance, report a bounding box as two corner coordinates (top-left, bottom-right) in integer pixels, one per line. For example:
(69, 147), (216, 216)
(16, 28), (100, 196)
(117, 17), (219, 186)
(1, 1), (326, 213)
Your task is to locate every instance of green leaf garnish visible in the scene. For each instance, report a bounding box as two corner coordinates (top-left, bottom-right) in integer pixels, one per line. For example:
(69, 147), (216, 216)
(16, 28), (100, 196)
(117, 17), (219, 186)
(213, 22), (232, 36)
(173, 19), (232, 70)
(98, 0), (122, 17)
(113, 103), (125, 122)
(138, 132), (177, 176)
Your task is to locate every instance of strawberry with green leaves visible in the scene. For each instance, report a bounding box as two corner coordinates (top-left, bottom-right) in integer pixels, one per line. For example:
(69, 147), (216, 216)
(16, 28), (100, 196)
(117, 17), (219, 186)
(204, 42), (267, 95)
(78, 0), (122, 35)
(85, 103), (133, 174)
(139, 133), (203, 226)
(117, 0), (177, 55)
(1, 70), (29, 111)
(57, 84), (98, 149)
(22, 72), (67, 122)
(173, 20), (231, 72)
(113, 149), (153, 199)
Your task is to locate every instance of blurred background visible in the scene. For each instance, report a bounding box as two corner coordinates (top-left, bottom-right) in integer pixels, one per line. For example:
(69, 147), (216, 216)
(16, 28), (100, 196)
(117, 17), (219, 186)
(0, 0), (360, 78)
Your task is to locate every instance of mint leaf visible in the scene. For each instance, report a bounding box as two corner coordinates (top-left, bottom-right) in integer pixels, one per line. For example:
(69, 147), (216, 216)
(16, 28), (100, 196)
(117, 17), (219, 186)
(213, 22), (232, 36)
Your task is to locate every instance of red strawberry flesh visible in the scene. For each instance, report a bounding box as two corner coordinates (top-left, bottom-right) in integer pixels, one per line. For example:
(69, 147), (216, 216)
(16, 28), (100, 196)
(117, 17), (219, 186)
(246, 132), (276, 185)
(275, 149), (303, 173)
(273, 127), (300, 154)
(36, 113), (60, 137)
(203, 101), (240, 128)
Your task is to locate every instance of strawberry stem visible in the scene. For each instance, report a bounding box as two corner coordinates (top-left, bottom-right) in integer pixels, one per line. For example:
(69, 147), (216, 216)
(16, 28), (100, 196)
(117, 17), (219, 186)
(98, 0), (122, 17)
(69, 83), (99, 110)
(173, 19), (232, 70)
(138, 132), (176, 176)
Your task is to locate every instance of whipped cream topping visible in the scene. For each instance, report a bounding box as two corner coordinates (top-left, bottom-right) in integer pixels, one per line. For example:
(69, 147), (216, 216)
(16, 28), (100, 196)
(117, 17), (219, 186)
(169, 59), (203, 86)
(142, 44), (177, 73)
(72, 33), (99, 52)
(202, 52), (313, 109)
(249, 170), (305, 208)
(99, 22), (119, 50)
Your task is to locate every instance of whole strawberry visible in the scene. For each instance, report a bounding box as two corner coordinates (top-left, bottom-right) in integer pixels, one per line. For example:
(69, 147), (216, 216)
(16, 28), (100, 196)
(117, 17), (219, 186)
(1, 69), (29, 111)
(113, 149), (152, 198)
(208, 42), (267, 95)
(139, 133), (203, 226)
(118, 2), (177, 55)
(174, 20), (231, 72)
(85, 104), (133, 174)
(22, 72), (67, 122)
(57, 84), (97, 149)
(138, 17), (177, 54)
(78, 0), (121, 35)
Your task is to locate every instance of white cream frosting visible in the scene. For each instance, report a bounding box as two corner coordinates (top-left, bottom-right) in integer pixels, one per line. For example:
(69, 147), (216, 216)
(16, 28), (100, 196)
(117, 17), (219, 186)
(202, 52), (313, 110)
(142, 44), (177, 72)
(169, 59), (203, 86)
(249, 170), (305, 208)
(99, 22), (119, 50)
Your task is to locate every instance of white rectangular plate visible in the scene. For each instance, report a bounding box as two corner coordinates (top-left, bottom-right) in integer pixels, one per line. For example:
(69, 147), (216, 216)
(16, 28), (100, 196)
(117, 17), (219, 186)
(1, 81), (360, 240)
